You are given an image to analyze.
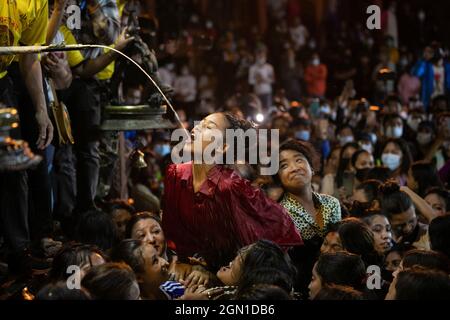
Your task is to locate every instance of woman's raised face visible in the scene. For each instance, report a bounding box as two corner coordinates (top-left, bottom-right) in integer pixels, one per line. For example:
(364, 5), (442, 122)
(186, 113), (229, 157)
(139, 243), (170, 289)
(278, 150), (313, 192)
(131, 218), (166, 256)
(368, 215), (393, 254)
(425, 193), (447, 216)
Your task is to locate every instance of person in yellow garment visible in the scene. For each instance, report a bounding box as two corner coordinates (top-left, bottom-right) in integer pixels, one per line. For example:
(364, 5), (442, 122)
(0, 0), (62, 276)
(48, 0), (133, 236)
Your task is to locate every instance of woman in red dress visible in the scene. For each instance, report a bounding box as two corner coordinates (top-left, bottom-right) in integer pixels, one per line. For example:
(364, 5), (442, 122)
(162, 112), (302, 270)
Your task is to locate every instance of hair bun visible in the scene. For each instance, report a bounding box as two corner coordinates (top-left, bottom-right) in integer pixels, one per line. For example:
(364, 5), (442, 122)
(378, 179), (400, 195)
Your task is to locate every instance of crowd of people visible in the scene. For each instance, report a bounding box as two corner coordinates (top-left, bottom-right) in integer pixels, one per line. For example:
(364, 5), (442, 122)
(0, 0), (450, 300)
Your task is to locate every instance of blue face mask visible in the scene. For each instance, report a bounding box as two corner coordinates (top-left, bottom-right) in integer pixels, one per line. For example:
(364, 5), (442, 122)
(295, 130), (310, 141)
(154, 144), (171, 157)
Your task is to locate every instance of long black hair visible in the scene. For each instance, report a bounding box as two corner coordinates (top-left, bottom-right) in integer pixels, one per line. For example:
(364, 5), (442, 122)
(379, 138), (412, 176)
(336, 142), (360, 188)
(315, 252), (367, 291)
(395, 267), (450, 300)
(49, 242), (106, 281)
(379, 179), (413, 218)
(235, 240), (297, 294)
(410, 161), (444, 197)
(336, 217), (381, 267)
(274, 139), (321, 187)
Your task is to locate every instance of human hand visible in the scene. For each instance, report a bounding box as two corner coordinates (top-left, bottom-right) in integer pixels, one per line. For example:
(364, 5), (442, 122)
(183, 269), (211, 288)
(115, 27), (135, 52)
(42, 52), (66, 75)
(35, 109), (54, 149)
(169, 261), (193, 283)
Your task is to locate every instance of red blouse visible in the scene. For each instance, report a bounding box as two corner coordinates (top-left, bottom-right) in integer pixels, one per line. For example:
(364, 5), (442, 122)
(162, 162), (303, 270)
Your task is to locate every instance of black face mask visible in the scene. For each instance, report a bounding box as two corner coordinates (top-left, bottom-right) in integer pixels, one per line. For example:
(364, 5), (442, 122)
(356, 168), (371, 181)
(381, 268), (394, 283)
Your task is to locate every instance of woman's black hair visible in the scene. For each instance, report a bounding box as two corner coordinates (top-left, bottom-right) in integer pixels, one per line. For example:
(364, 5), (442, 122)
(402, 249), (450, 274)
(275, 139), (321, 180)
(379, 138), (412, 175)
(273, 139), (321, 187)
(125, 211), (162, 239)
(425, 188), (450, 212)
(429, 214), (450, 258)
(234, 284), (292, 300)
(105, 200), (136, 216)
(111, 239), (146, 274)
(336, 217), (380, 267)
(35, 282), (91, 300)
(74, 210), (118, 252)
(394, 267), (450, 300)
(410, 161), (444, 197)
(336, 142), (360, 188)
(315, 252), (367, 291)
(314, 284), (364, 300)
(236, 267), (294, 297)
(81, 262), (139, 300)
(49, 242), (106, 281)
(236, 240), (297, 293)
(351, 149), (371, 168)
(354, 179), (382, 204)
(222, 112), (257, 164)
(379, 179), (413, 217)
(366, 167), (391, 182)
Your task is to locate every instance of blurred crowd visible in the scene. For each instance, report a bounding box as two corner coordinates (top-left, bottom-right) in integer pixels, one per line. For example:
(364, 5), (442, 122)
(0, 0), (450, 300)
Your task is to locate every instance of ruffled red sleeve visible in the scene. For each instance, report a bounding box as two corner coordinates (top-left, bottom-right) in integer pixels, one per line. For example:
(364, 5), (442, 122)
(223, 171), (303, 248)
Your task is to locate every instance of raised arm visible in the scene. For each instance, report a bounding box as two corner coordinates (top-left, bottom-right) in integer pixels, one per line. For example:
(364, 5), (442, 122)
(400, 186), (438, 223)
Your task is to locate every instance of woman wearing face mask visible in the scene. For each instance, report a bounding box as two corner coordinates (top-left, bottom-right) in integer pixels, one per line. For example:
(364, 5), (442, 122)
(414, 121), (437, 160)
(163, 112), (302, 272)
(304, 53), (327, 98)
(379, 138), (412, 186)
(326, 142), (360, 202)
(351, 150), (375, 186)
(382, 114), (404, 139)
(335, 125), (355, 147)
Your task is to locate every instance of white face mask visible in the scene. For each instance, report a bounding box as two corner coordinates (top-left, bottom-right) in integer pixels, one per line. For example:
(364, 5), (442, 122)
(417, 132), (432, 146)
(312, 58), (320, 66)
(360, 143), (373, 154)
(386, 126), (403, 138)
(257, 57), (266, 65)
(320, 105), (331, 114)
(407, 117), (422, 131)
(382, 153), (401, 171)
(339, 135), (354, 146)
(370, 133), (377, 145)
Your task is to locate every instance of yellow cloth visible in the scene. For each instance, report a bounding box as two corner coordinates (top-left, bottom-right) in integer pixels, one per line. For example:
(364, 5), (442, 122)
(0, 0), (48, 78)
(96, 48), (115, 80)
(117, 0), (126, 18)
(58, 25), (114, 80)
(59, 25), (84, 68)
